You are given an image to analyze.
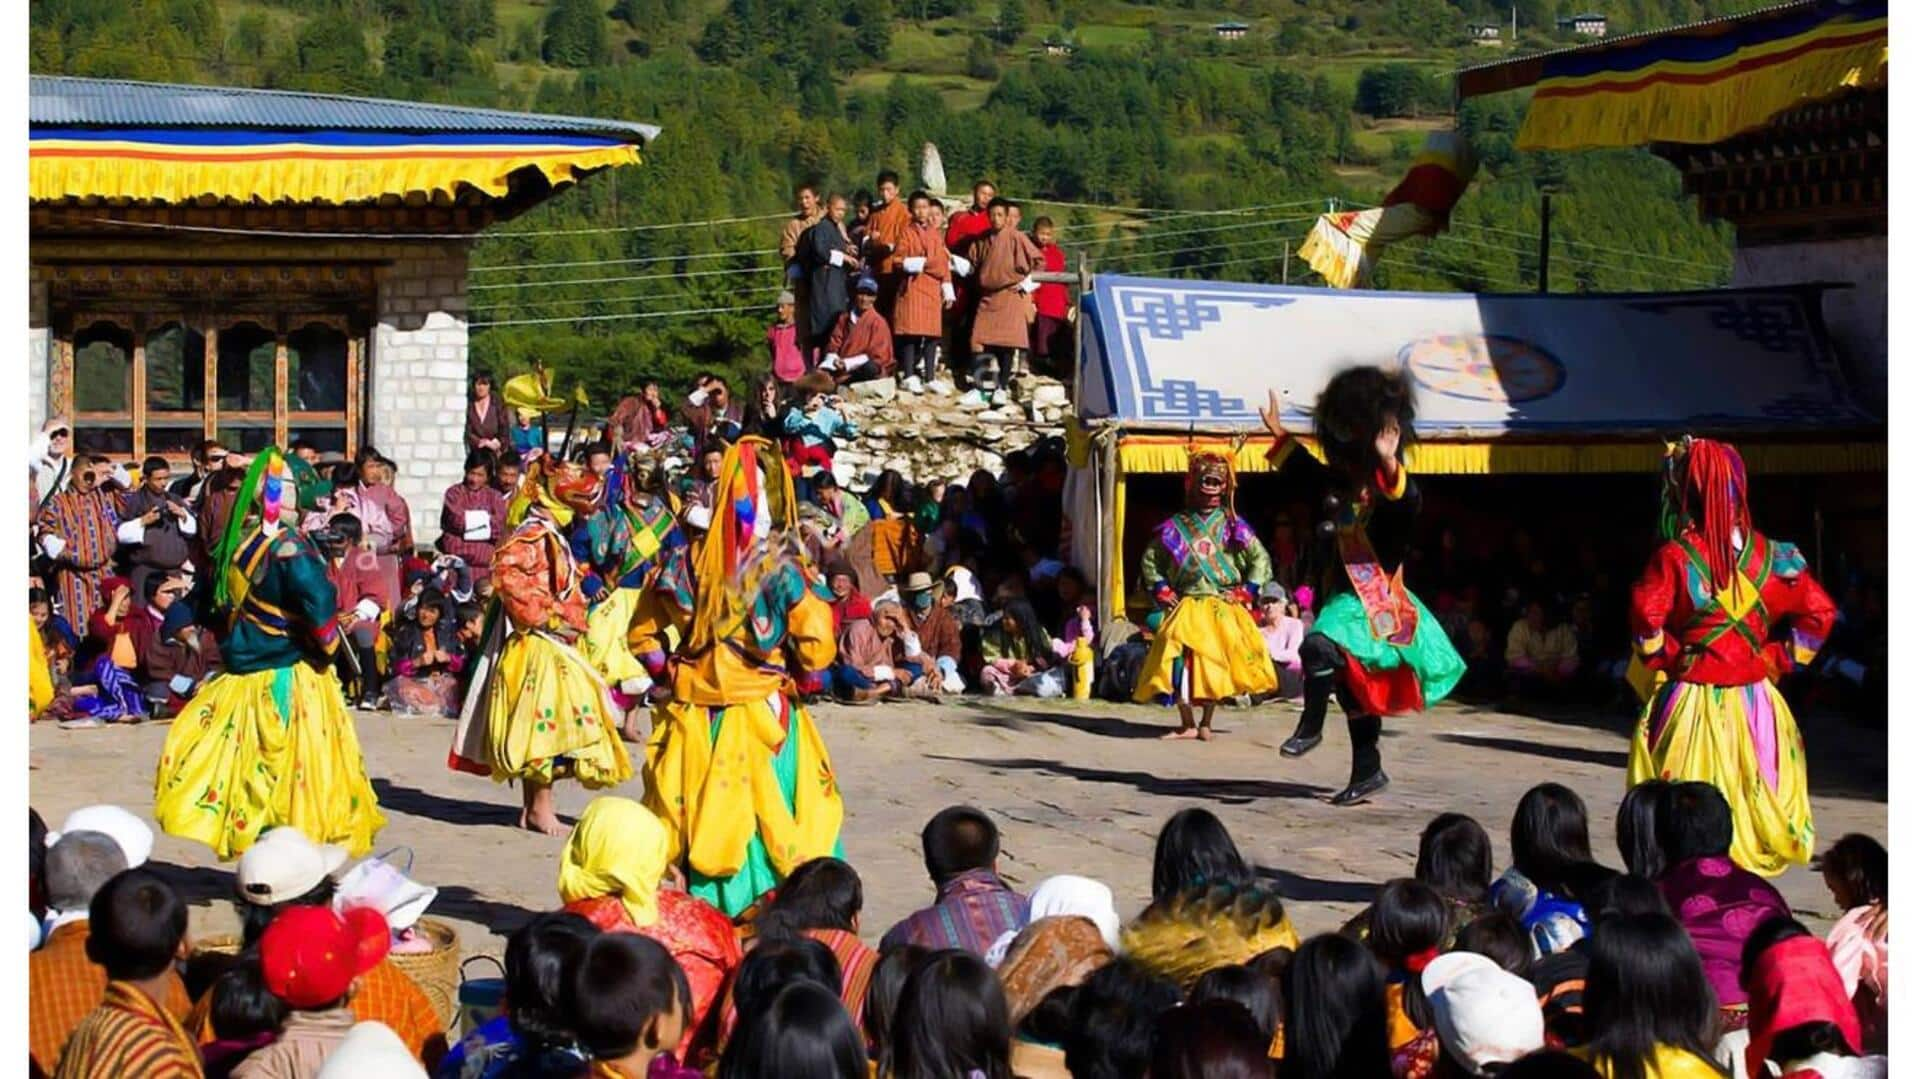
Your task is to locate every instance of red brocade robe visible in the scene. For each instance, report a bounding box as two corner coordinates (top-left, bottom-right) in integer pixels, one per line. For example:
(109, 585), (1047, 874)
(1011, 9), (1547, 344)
(1628, 531), (1836, 687)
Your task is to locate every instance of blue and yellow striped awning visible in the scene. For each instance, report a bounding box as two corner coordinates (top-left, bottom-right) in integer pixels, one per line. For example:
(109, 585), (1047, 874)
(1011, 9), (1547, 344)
(30, 127), (644, 204)
(1515, 0), (1886, 150)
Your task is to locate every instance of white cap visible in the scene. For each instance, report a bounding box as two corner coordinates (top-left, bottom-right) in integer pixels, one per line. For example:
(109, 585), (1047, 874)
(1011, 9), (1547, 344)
(1423, 952), (1546, 1077)
(684, 505), (713, 533)
(237, 826), (351, 907)
(316, 1022), (426, 1078)
(51, 806), (153, 869)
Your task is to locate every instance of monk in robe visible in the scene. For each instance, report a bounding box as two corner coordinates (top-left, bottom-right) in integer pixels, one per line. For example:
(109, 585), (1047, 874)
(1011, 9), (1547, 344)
(969, 198), (1042, 397)
(892, 191), (954, 390)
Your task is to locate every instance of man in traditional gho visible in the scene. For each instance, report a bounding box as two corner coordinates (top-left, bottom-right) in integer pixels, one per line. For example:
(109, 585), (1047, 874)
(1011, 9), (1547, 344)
(1131, 449), (1278, 741)
(1263, 369), (1464, 806)
(450, 458), (632, 836)
(154, 448), (386, 860)
(641, 436), (844, 918)
(1626, 437), (1836, 876)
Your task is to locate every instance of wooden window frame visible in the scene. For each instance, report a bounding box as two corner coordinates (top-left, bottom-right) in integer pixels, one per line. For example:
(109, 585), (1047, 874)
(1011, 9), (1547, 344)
(55, 307), (367, 463)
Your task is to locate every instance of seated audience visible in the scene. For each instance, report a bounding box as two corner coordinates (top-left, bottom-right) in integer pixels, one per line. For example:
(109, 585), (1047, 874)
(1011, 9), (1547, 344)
(881, 806), (1029, 955)
(1817, 834), (1886, 1054)
(1653, 782), (1789, 1022)
(51, 868), (200, 1078)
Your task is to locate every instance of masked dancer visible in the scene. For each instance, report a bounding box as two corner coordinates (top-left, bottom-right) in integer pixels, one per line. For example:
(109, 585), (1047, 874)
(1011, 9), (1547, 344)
(1626, 437), (1835, 876)
(451, 457), (633, 835)
(640, 436), (843, 917)
(1132, 449), (1278, 740)
(1263, 370), (1464, 805)
(154, 448), (386, 859)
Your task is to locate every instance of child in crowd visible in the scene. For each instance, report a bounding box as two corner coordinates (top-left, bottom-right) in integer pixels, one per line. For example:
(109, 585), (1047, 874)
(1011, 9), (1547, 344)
(203, 955), (288, 1079)
(978, 598), (1066, 697)
(54, 868), (201, 1076)
(769, 291), (806, 383)
(385, 586), (466, 717)
(1817, 834), (1887, 1053)
(234, 906), (392, 1078)
(569, 933), (691, 1079)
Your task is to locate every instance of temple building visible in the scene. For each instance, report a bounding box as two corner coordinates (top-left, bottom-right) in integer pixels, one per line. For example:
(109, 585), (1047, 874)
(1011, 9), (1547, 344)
(28, 75), (657, 540)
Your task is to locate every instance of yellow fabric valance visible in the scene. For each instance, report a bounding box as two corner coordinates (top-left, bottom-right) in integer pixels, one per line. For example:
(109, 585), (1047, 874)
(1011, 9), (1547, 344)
(1107, 433), (1884, 476)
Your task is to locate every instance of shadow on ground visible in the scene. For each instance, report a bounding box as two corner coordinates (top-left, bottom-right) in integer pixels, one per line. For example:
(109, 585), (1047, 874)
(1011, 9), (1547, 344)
(1256, 865), (1381, 905)
(927, 754), (1328, 804)
(371, 779), (578, 831)
(1437, 732), (1629, 770)
(430, 885), (541, 938)
(950, 701), (1181, 740)
(149, 860), (234, 910)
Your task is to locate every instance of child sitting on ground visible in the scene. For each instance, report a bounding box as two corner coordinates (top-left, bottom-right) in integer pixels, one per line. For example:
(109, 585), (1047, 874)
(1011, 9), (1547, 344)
(385, 587), (466, 717)
(978, 598), (1069, 697)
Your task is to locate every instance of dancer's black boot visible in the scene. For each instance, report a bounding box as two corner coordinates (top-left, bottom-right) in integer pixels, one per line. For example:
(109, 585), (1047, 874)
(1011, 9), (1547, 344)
(1282, 633), (1343, 757)
(1332, 714), (1388, 805)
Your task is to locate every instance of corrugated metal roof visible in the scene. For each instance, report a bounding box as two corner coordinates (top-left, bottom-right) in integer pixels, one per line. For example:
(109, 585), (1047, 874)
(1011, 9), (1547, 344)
(29, 75), (658, 144)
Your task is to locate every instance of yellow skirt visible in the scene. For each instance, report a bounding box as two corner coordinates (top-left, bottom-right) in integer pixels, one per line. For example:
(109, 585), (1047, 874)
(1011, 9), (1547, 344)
(154, 663), (386, 860)
(583, 586), (649, 692)
(484, 631), (633, 787)
(1628, 677), (1814, 877)
(643, 693), (842, 882)
(1133, 595), (1279, 704)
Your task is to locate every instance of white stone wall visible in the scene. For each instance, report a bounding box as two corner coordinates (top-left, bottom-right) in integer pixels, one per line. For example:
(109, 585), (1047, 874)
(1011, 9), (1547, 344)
(27, 272), (48, 432)
(1732, 234), (1887, 418)
(371, 245), (472, 545)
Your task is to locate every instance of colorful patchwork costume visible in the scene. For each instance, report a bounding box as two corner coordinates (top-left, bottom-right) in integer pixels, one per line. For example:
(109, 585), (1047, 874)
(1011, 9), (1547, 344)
(640, 437), (844, 917)
(1133, 450), (1278, 731)
(155, 449), (386, 860)
(1272, 368), (1464, 805)
(1626, 437), (1835, 876)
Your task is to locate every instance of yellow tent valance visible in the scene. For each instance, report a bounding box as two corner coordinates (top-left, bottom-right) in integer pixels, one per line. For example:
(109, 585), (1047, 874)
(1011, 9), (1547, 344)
(1107, 433), (1884, 476)
(30, 130), (642, 204)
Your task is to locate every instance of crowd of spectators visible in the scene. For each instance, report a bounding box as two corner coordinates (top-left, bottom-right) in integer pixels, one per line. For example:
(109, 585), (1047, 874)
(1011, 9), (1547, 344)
(27, 781), (1887, 1078)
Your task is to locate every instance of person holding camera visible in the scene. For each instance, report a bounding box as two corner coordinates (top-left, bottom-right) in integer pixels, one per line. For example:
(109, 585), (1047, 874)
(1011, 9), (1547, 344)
(117, 456), (198, 602)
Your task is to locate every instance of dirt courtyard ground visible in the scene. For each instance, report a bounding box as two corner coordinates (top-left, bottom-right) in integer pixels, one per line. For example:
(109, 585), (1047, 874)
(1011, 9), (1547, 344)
(28, 695), (1887, 959)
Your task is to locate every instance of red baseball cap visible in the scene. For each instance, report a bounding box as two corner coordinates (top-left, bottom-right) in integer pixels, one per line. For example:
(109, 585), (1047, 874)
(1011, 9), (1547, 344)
(259, 905), (391, 1009)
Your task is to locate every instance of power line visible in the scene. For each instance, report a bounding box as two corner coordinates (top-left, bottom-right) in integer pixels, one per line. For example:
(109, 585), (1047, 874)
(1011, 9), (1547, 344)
(1453, 218), (1729, 271)
(471, 267), (786, 307)
(472, 249), (780, 275)
(470, 252), (780, 288)
(470, 302), (766, 329)
(478, 211), (792, 239)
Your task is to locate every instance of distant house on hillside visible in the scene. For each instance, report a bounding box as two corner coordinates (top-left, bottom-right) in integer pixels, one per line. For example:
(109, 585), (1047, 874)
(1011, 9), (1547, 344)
(1040, 37), (1077, 56)
(1212, 20), (1249, 39)
(1559, 12), (1607, 36)
(1467, 21), (1502, 44)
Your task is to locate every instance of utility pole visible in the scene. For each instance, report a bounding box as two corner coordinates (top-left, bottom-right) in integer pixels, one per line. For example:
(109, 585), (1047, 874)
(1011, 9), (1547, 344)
(1537, 192), (1552, 293)
(1282, 243), (1291, 284)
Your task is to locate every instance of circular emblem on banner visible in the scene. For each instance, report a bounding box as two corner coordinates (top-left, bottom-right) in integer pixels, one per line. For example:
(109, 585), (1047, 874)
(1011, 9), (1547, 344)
(1399, 333), (1565, 403)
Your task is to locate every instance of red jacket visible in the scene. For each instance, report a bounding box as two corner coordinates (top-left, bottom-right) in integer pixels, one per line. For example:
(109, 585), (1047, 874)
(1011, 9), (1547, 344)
(1034, 240), (1069, 319)
(1629, 532), (1835, 687)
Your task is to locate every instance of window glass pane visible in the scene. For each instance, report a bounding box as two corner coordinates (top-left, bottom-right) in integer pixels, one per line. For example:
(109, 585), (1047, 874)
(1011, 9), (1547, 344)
(289, 426), (348, 455)
(216, 424), (276, 453)
(74, 321), (134, 413)
(289, 323), (349, 412)
(145, 322), (207, 412)
(146, 421), (206, 456)
(75, 425), (133, 456)
(217, 322), (276, 412)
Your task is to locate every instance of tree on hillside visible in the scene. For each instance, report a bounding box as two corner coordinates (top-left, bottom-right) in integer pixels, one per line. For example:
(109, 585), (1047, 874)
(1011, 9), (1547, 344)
(1354, 63), (1447, 118)
(850, 0), (893, 62)
(543, 0), (608, 68)
(292, 20), (374, 93)
(995, 0), (1028, 46)
(966, 33), (999, 78)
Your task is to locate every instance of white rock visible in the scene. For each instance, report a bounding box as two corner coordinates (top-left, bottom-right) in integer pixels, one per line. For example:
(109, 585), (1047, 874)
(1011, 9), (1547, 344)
(867, 426), (891, 438)
(849, 380), (897, 403)
(1029, 383), (1070, 408)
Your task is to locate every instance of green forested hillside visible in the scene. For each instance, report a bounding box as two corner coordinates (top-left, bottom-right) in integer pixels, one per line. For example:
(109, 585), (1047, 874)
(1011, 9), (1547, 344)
(32, 0), (1739, 401)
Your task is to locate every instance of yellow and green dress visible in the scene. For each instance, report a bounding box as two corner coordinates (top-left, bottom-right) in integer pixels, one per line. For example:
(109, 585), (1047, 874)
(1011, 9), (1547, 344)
(450, 514), (632, 788)
(1133, 507), (1279, 704)
(154, 524), (385, 860)
(640, 437), (845, 918)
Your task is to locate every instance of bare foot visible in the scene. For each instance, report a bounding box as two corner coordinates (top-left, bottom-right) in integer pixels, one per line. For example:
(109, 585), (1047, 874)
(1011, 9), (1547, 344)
(1160, 727), (1201, 741)
(1196, 726), (1214, 742)
(519, 808), (567, 836)
(618, 722), (644, 744)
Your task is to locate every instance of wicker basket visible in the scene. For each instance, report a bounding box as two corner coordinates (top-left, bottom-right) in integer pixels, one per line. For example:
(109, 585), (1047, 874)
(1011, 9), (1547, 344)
(192, 921), (463, 1029)
(388, 917), (462, 1027)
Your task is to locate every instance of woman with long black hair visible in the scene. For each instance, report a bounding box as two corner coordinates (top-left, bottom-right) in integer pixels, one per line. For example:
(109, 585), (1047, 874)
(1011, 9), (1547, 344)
(1279, 934), (1392, 1079)
(716, 981), (868, 1079)
(1150, 808), (1253, 902)
(1492, 783), (1617, 959)
(889, 949), (1015, 1079)
(1616, 780), (1672, 880)
(1578, 914), (1724, 1079)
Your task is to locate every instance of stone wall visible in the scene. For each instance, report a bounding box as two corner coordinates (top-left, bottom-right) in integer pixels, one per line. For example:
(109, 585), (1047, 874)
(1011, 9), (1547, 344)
(1732, 234), (1887, 418)
(27, 271), (48, 432)
(371, 244), (472, 545)
(830, 375), (1070, 489)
